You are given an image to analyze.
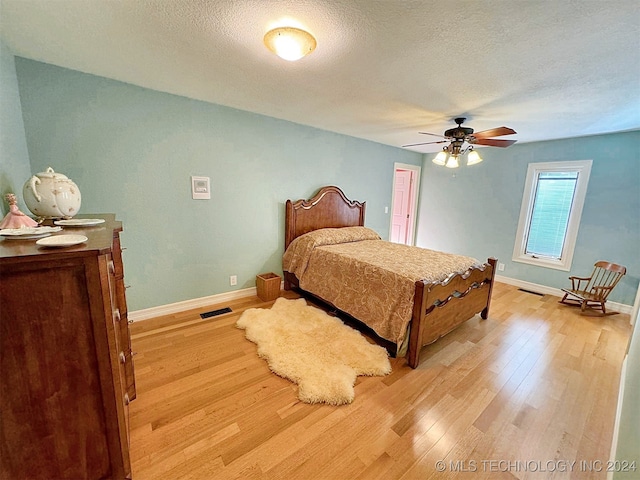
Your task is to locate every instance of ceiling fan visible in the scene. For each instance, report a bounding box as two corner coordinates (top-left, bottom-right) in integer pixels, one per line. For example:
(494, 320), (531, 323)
(402, 117), (517, 168)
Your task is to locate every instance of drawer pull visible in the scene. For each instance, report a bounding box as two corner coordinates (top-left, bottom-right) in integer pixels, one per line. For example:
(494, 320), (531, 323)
(114, 309), (121, 322)
(119, 351), (126, 364)
(124, 393), (130, 405)
(108, 260), (115, 274)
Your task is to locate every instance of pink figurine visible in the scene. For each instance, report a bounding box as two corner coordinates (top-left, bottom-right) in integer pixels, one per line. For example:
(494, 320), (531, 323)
(0, 193), (38, 229)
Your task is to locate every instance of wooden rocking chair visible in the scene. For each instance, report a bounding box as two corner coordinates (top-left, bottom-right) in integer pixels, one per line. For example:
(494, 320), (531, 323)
(559, 261), (626, 315)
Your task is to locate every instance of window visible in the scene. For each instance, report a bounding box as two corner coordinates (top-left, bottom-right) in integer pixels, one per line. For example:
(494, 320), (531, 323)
(513, 160), (592, 271)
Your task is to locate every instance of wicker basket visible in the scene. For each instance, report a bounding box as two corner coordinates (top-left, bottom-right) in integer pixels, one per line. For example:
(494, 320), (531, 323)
(256, 272), (281, 301)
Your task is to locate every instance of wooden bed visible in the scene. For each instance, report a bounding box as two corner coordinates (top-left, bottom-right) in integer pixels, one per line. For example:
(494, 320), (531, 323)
(283, 186), (497, 369)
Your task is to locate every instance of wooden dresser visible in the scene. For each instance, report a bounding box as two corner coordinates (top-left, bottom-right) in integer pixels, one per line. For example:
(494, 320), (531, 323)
(0, 214), (135, 479)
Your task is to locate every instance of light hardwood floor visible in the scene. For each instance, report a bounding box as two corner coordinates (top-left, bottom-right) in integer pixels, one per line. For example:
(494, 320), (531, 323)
(128, 282), (631, 479)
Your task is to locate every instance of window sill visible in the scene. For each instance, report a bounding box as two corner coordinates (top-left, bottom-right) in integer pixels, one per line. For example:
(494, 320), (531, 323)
(512, 254), (571, 272)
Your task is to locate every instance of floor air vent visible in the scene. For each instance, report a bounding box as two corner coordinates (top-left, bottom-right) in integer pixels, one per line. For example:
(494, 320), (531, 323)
(518, 288), (544, 296)
(200, 307), (232, 319)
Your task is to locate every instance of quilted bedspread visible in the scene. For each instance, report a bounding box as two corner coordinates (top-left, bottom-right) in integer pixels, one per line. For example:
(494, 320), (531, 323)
(283, 227), (479, 349)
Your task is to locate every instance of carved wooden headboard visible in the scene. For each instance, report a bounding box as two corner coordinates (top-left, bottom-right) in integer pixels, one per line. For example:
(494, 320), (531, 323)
(284, 186), (366, 249)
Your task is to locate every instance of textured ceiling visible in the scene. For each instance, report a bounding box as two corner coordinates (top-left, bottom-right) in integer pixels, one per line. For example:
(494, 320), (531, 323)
(1, 0), (639, 152)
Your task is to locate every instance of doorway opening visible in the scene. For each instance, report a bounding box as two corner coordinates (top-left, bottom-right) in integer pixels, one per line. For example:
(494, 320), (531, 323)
(390, 163), (421, 245)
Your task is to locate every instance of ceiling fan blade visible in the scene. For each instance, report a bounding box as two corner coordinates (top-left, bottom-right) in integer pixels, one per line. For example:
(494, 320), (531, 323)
(402, 140), (449, 148)
(418, 131), (447, 138)
(472, 126), (517, 138)
(471, 138), (518, 147)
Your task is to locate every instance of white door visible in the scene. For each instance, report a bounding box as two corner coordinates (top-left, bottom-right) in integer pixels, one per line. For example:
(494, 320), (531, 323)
(391, 169), (413, 244)
(389, 163), (421, 245)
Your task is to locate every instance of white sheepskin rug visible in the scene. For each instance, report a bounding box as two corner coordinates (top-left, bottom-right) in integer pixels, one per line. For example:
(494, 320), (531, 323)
(236, 297), (391, 405)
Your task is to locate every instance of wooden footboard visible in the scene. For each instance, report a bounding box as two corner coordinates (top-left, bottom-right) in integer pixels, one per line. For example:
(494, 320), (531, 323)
(407, 258), (497, 368)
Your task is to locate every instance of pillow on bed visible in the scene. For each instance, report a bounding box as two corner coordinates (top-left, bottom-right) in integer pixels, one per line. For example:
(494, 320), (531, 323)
(298, 226), (381, 246)
(283, 227), (381, 278)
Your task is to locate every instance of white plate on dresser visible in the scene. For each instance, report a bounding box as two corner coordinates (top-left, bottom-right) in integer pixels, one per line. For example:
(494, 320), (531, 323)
(54, 218), (106, 227)
(36, 234), (88, 247)
(0, 226), (62, 240)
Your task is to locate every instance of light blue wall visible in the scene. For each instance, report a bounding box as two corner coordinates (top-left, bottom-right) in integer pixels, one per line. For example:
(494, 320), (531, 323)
(0, 41), (31, 215)
(13, 58), (422, 311)
(417, 131), (640, 306)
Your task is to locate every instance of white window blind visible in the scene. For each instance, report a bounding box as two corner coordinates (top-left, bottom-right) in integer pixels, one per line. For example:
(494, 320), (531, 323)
(525, 171), (578, 259)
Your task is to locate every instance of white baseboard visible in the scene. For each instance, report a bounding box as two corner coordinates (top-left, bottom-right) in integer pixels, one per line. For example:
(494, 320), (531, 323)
(495, 274), (633, 316)
(129, 276), (633, 322)
(128, 286), (259, 322)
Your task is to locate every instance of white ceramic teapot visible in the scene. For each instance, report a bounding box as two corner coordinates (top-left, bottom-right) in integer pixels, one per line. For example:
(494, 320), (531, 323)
(23, 167), (82, 219)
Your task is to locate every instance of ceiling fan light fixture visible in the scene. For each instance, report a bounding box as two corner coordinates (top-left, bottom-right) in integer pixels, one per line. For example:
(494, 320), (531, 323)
(467, 149), (483, 165)
(405, 118), (517, 168)
(433, 150), (448, 166)
(264, 27), (316, 61)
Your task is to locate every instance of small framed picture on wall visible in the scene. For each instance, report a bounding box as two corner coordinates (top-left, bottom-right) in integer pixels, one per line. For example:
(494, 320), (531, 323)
(191, 176), (211, 200)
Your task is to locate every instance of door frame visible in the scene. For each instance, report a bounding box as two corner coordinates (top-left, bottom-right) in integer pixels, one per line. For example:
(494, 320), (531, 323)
(389, 163), (421, 245)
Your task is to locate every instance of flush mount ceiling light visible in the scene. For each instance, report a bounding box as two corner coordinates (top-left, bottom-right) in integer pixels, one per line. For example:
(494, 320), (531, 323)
(264, 27), (317, 61)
